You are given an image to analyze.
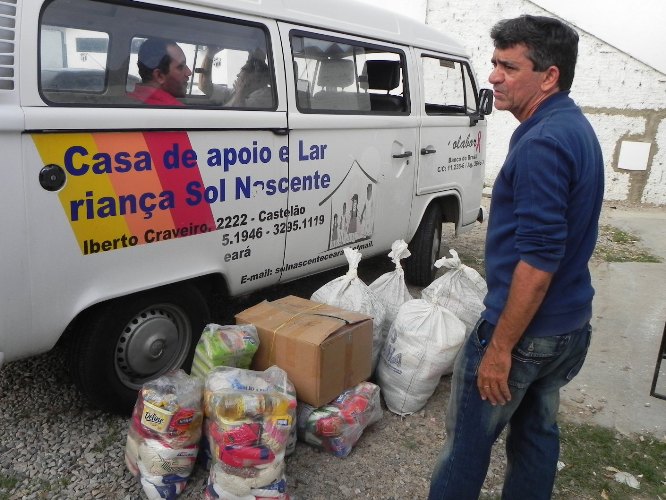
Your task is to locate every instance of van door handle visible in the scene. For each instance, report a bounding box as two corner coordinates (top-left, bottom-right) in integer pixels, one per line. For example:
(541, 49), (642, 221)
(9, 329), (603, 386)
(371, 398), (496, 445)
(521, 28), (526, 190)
(420, 148), (437, 155)
(392, 151), (413, 159)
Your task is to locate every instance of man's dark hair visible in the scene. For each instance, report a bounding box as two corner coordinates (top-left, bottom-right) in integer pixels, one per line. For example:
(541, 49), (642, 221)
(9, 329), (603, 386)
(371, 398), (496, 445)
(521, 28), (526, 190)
(490, 15), (579, 91)
(137, 38), (176, 83)
(240, 54), (270, 77)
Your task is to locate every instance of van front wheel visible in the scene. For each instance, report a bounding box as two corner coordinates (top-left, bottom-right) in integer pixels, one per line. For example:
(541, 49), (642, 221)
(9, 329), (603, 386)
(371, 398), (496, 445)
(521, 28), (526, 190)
(405, 204), (443, 286)
(68, 285), (209, 414)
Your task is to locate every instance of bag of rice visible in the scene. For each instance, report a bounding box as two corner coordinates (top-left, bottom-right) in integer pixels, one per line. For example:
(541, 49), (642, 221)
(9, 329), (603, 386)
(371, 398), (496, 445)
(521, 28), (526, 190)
(369, 240), (413, 352)
(421, 248), (487, 334)
(377, 287), (466, 415)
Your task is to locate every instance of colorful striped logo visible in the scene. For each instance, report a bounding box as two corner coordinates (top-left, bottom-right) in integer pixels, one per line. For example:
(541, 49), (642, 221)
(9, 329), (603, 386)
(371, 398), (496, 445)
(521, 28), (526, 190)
(32, 131), (216, 255)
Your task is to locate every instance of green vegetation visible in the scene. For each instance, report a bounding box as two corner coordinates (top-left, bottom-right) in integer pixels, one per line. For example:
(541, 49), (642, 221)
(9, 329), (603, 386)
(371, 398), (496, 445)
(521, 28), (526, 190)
(459, 254), (486, 277)
(556, 423), (666, 499)
(0, 474), (19, 500)
(594, 225), (662, 263)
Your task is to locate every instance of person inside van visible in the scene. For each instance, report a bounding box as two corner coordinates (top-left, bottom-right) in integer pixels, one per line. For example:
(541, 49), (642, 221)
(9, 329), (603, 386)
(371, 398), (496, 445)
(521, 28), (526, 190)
(128, 38), (192, 106)
(199, 49), (272, 108)
(227, 53), (272, 107)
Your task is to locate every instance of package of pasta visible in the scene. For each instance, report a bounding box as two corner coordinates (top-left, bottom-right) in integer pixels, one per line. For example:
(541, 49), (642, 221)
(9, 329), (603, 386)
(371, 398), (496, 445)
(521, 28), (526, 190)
(125, 369), (204, 500)
(190, 323), (259, 379)
(203, 366), (296, 499)
(296, 381), (382, 458)
(311, 247), (387, 372)
(421, 248), (487, 335)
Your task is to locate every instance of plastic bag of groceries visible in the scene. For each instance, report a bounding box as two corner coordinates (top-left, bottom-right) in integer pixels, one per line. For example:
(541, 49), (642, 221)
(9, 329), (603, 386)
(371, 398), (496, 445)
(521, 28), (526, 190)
(311, 247), (387, 372)
(203, 366), (297, 499)
(191, 323), (259, 379)
(369, 240), (413, 348)
(377, 288), (466, 415)
(421, 249), (487, 335)
(125, 369), (204, 500)
(296, 381), (382, 458)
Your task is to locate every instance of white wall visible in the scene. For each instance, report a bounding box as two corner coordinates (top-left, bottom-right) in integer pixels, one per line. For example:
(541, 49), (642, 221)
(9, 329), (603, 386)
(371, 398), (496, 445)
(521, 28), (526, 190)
(531, 0), (666, 75)
(363, 0), (666, 205)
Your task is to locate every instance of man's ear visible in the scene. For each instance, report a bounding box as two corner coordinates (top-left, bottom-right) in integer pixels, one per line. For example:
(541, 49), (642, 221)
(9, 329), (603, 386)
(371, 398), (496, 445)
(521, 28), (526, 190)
(541, 65), (560, 92)
(152, 68), (167, 85)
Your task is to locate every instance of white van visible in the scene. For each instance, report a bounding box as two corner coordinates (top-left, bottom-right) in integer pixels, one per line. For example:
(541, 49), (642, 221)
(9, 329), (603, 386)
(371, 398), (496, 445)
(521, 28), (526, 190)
(0, 0), (492, 412)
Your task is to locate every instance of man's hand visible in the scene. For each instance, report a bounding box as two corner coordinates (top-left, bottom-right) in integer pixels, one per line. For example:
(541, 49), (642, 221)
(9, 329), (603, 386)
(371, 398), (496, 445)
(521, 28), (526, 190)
(476, 260), (553, 406)
(477, 342), (512, 406)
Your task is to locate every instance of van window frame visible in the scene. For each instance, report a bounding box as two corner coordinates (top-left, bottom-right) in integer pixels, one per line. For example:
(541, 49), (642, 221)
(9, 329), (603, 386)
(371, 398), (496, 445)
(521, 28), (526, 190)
(37, 0), (278, 110)
(420, 53), (480, 116)
(289, 29), (410, 116)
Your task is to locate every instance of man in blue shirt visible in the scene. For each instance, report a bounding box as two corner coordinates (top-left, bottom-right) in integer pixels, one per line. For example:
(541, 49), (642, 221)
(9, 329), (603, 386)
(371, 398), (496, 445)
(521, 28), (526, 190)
(429, 15), (604, 500)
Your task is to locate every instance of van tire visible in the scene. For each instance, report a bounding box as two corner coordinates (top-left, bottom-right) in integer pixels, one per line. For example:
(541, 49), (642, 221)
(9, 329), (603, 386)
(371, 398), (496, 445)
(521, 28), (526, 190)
(405, 203), (443, 286)
(68, 284), (209, 414)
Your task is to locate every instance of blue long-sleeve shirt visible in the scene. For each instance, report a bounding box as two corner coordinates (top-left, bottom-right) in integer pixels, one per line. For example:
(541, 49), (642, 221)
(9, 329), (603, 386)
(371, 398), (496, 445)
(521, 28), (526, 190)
(482, 91), (604, 337)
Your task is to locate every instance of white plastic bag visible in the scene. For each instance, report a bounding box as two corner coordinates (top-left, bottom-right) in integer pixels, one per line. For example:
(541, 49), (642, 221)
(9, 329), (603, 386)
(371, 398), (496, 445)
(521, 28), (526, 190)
(421, 248), (487, 334)
(369, 240), (413, 350)
(377, 288), (466, 415)
(311, 247), (387, 372)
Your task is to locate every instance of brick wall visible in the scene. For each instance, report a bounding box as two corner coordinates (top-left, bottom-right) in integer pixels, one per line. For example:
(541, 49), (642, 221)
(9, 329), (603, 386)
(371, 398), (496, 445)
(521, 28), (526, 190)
(424, 0), (666, 205)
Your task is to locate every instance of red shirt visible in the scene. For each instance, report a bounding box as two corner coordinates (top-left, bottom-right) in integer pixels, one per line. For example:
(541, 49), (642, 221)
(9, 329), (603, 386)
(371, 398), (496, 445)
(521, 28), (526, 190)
(128, 85), (185, 106)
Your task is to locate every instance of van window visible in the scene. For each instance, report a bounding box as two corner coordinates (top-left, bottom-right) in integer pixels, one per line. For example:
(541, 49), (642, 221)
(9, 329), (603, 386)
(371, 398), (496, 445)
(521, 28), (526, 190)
(40, 0), (275, 109)
(291, 34), (408, 114)
(422, 56), (478, 115)
(40, 27), (109, 94)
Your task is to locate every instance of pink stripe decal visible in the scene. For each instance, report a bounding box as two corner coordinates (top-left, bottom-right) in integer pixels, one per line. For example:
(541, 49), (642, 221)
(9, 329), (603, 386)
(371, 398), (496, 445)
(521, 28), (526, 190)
(144, 131), (216, 232)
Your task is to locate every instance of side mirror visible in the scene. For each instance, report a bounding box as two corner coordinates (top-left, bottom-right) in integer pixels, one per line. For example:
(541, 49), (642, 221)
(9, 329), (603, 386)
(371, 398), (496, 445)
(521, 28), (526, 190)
(479, 88), (494, 115)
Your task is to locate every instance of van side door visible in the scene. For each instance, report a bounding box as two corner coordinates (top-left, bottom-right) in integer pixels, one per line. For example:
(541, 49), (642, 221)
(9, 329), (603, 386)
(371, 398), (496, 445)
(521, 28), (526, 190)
(415, 51), (487, 229)
(276, 23), (418, 280)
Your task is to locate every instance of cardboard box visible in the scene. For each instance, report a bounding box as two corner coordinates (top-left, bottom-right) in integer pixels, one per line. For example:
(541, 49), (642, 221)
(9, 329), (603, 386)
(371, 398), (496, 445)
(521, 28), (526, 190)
(235, 295), (373, 407)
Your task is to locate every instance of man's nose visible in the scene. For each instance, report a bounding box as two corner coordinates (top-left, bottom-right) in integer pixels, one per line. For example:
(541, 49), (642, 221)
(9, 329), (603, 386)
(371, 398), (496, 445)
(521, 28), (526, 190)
(488, 67), (502, 84)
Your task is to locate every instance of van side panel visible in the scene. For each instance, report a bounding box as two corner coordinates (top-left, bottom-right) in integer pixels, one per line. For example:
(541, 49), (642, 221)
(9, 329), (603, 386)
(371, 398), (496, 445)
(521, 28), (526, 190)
(22, 127), (289, 348)
(13, 2), (290, 361)
(0, 111), (32, 363)
(0, 0), (32, 364)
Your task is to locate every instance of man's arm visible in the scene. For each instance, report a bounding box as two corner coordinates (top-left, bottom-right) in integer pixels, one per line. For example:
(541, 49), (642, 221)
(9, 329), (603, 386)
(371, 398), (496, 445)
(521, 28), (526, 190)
(477, 260), (553, 405)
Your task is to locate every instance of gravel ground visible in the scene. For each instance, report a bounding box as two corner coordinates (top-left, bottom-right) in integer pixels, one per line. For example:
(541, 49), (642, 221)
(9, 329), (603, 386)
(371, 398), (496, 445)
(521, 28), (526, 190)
(2, 197), (628, 499)
(0, 343), (510, 500)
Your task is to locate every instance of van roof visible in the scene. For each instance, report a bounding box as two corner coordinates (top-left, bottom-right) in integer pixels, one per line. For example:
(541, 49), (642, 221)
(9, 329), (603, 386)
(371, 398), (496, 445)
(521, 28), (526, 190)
(184, 0), (468, 56)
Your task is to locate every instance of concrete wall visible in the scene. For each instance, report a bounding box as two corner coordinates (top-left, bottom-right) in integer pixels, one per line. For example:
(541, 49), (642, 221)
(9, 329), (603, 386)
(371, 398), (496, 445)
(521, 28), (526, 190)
(424, 0), (666, 205)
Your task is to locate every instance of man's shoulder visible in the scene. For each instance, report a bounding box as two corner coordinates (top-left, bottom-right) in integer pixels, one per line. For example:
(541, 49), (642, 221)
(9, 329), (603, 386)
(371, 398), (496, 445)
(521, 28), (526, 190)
(128, 85), (184, 106)
(524, 100), (590, 143)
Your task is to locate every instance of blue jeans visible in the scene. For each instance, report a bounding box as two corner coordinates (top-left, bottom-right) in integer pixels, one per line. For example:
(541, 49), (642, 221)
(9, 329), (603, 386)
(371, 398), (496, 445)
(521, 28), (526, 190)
(429, 320), (591, 500)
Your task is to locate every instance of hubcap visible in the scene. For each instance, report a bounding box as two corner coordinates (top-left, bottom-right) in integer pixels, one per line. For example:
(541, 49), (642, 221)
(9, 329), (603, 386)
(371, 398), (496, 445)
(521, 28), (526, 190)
(114, 305), (191, 389)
